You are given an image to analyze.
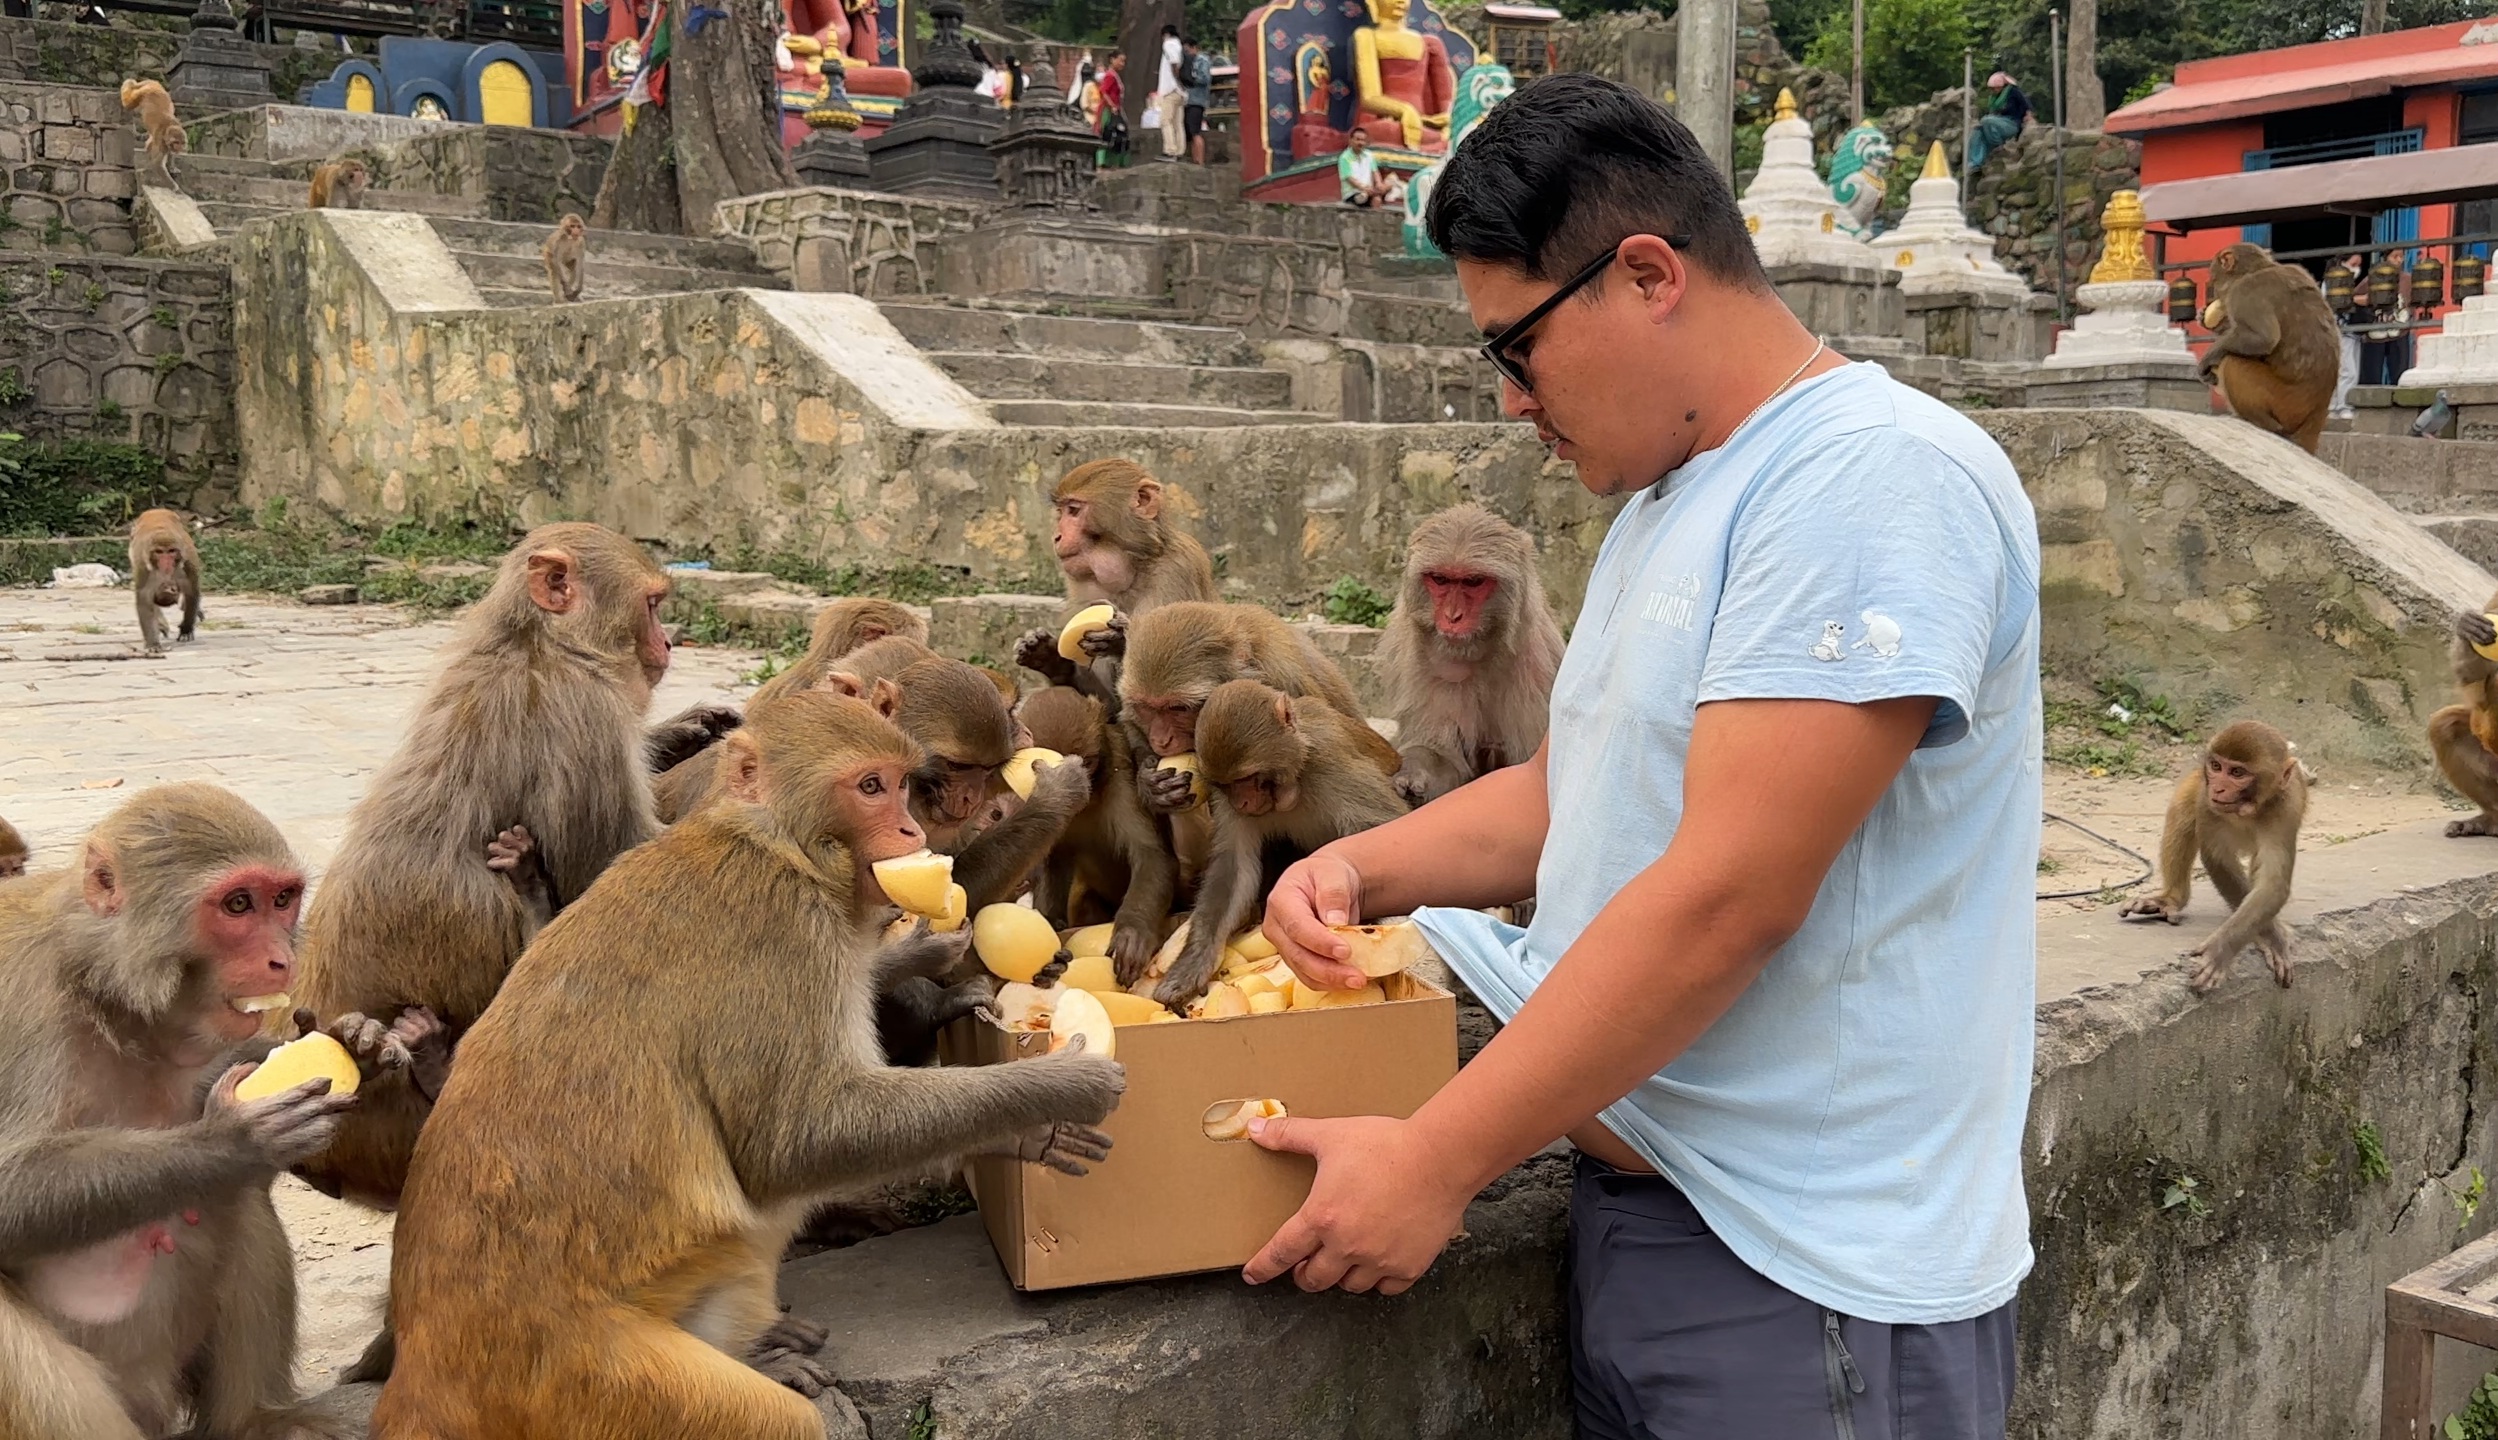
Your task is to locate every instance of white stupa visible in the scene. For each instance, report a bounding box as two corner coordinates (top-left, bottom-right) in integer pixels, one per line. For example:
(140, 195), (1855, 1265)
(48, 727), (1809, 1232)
(1740, 89), (1884, 273)
(1882, 143), (2031, 301)
(2404, 295), (2498, 384)
(2040, 190), (2198, 370)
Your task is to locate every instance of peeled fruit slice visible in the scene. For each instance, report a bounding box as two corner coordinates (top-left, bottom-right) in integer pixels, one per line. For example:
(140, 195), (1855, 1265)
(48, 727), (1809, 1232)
(1062, 922), (1116, 959)
(1056, 602), (1116, 662)
(1201, 1097), (1287, 1141)
(1235, 971), (1280, 1001)
(1049, 986), (1116, 1059)
(1332, 920), (1432, 979)
(993, 981), (1058, 1032)
(1247, 990), (1288, 1015)
(1289, 975), (1386, 1010)
(1230, 930), (1278, 963)
(872, 850), (955, 917)
(973, 904), (1062, 984)
(1058, 953), (1118, 993)
(2476, 614), (2498, 663)
(1001, 747), (1065, 800)
(931, 883), (971, 934)
(1156, 752), (1208, 808)
(235, 1032), (359, 1102)
(1188, 981), (1249, 1020)
(1090, 990), (1170, 1026)
(1145, 918), (1191, 980)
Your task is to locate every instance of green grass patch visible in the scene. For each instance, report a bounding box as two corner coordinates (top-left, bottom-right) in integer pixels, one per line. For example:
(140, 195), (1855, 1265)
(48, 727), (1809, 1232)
(0, 436), (175, 537)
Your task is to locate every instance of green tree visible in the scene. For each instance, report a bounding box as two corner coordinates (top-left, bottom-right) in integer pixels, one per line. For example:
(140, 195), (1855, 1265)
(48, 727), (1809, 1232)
(1804, 0), (1969, 111)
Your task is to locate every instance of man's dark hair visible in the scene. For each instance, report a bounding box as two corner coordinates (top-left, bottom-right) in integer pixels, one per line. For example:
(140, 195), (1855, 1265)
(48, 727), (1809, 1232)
(1183, 34), (1199, 47)
(1161, 23), (1178, 36)
(1425, 72), (1765, 290)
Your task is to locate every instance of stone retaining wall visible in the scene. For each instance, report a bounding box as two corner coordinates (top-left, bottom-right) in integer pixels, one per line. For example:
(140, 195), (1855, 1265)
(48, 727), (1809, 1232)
(0, 17), (327, 101)
(714, 186), (982, 297)
(362, 123), (612, 224)
(0, 79), (135, 255)
(0, 251), (238, 501)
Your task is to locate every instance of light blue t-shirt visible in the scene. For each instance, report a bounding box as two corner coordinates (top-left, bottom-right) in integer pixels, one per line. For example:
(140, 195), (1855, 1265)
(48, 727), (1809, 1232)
(1416, 362), (2041, 1326)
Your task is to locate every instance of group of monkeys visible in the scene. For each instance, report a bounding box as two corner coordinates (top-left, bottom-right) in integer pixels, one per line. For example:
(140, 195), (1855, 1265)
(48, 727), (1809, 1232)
(116, 78), (591, 307)
(0, 458), (1562, 1440)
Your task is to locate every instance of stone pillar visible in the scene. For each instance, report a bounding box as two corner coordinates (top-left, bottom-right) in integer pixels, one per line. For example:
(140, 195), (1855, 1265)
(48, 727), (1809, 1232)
(865, 0), (1004, 201)
(1674, 0), (1735, 178)
(168, 0), (273, 116)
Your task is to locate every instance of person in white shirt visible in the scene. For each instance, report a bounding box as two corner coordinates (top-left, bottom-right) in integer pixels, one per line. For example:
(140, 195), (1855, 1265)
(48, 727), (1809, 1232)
(1155, 24), (1185, 159)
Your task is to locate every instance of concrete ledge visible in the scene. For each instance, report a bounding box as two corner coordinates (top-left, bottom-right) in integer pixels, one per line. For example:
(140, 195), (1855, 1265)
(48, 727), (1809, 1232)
(2319, 431), (2498, 516)
(134, 184), (218, 255)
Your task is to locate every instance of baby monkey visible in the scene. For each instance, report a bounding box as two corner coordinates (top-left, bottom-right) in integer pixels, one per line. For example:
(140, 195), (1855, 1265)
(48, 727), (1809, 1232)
(2119, 719), (2307, 992)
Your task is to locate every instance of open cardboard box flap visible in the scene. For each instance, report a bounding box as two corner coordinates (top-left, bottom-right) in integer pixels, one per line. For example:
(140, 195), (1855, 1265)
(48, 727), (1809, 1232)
(944, 970), (1458, 1291)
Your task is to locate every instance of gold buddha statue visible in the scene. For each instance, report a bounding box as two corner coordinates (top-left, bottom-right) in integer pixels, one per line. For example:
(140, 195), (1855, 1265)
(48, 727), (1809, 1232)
(1352, 0), (1453, 151)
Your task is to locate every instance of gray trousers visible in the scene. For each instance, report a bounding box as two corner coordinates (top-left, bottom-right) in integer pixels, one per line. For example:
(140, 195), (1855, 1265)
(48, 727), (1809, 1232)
(1568, 1157), (2017, 1440)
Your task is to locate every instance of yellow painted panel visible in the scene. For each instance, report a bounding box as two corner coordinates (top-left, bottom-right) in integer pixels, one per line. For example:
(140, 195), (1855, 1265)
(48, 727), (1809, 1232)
(345, 73), (376, 112)
(477, 60), (533, 127)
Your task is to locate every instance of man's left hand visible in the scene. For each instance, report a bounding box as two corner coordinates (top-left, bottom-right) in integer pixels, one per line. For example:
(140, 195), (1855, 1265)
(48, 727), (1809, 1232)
(1241, 1114), (1473, 1295)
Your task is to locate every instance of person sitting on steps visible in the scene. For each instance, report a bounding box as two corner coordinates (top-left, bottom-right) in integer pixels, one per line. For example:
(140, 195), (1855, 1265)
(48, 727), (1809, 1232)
(1339, 132), (1401, 208)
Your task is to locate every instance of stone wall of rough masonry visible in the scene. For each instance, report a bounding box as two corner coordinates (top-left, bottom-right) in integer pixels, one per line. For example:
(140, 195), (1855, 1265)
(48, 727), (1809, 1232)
(0, 252), (237, 501)
(0, 80), (136, 255)
(713, 185), (982, 296)
(362, 123), (612, 224)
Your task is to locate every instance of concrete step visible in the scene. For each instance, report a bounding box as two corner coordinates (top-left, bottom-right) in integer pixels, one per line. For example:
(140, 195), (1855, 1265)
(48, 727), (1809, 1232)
(984, 398), (1337, 427)
(424, 216), (774, 276)
(878, 301), (1260, 368)
(179, 170), (482, 217)
(2419, 513), (2498, 572)
(921, 351), (1295, 409)
(445, 247), (782, 301)
(1344, 290), (1481, 348)
(192, 197), (482, 234)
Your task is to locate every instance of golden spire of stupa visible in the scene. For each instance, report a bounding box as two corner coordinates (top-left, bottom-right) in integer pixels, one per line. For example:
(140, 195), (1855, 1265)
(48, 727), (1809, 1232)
(1921, 141), (1949, 180)
(1774, 88), (1798, 122)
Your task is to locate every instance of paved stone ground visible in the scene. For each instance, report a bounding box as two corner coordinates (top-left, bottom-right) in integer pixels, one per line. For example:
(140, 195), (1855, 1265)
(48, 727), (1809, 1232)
(2, 584), (770, 1386)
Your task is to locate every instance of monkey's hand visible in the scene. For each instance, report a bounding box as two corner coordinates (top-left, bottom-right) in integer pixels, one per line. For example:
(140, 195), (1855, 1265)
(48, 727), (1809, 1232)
(1140, 766), (1201, 815)
(1013, 627), (1080, 685)
(873, 921), (974, 984)
(207, 1066), (358, 1170)
(2186, 934), (2242, 994)
(390, 1006), (454, 1101)
(2117, 894), (2186, 925)
(485, 824), (538, 877)
(1010, 1121), (1115, 1176)
(1028, 1037), (1128, 1125)
(746, 1333), (835, 1398)
(301, 1008), (411, 1085)
(1077, 610), (1128, 661)
(1108, 921), (1157, 987)
(2458, 610), (2498, 651)
(1028, 754), (1094, 815)
(645, 703), (743, 771)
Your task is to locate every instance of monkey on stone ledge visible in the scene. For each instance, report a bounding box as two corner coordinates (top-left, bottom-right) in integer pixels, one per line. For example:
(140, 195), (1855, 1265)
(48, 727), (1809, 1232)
(2197, 241), (2342, 454)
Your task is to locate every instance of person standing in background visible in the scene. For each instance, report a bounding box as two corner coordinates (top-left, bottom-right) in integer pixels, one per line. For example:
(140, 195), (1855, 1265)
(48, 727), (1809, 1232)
(1182, 35), (1214, 165)
(1156, 23), (1186, 160)
(1099, 52), (1130, 166)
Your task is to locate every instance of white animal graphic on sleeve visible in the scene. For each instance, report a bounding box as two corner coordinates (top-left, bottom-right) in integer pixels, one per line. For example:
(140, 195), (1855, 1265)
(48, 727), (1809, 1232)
(1809, 621), (1846, 662)
(1852, 610), (1902, 659)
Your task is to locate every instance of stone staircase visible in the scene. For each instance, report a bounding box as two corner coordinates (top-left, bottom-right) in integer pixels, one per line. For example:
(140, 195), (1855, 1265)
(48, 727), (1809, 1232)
(176, 152), (479, 232)
(877, 300), (1332, 426)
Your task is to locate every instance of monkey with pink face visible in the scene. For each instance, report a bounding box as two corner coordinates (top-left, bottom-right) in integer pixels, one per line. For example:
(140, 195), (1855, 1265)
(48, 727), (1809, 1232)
(1377, 504), (1565, 806)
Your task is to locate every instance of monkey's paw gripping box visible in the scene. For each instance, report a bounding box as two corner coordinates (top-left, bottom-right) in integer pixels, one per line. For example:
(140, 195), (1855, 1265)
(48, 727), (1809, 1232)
(942, 970), (1457, 1290)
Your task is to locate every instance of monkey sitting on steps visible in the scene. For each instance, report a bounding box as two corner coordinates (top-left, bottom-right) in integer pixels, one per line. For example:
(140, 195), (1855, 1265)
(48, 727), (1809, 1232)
(2196, 241), (2341, 454)
(307, 158), (369, 210)
(2118, 719), (2307, 992)
(543, 213), (587, 304)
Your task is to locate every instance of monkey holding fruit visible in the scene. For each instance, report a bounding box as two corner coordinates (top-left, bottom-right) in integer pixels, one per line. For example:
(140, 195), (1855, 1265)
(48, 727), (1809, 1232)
(2196, 242), (2341, 454)
(543, 213), (587, 303)
(118, 78), (183, 191)
(2431, 598), (2498, 838)
(2119, 719), (2307, 992)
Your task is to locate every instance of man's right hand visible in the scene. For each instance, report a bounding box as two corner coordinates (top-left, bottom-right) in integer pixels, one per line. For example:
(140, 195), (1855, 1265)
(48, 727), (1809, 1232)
(1263, 851), (1373, 991)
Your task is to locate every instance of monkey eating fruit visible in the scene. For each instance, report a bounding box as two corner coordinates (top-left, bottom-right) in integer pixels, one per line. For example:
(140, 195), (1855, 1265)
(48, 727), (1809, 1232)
(1001, 746), (1064, 799)
(2196, 242), (2341, 453)
(872, 848), (955, 915)
(236, 1031), (362, 1102)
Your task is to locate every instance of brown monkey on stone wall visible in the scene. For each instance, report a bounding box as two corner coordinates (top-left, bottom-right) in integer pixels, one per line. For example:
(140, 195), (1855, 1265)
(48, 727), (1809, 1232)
(2119, 720), (2308, 992)
(118, 79), (183, 191)
(0, 815), (26, 879)
(542, 213), (587, 303)
(127, 507), (200, 658)
(2432, 601), (2498, 839)
(2197, 242), (2341, 454)
(370, 693), (1125, 1440)
(1014, 460), (1220, 703)
(307, 158), (369, 210)
(1377, 504), (1565, 806)
(0, 785), (387, 1440)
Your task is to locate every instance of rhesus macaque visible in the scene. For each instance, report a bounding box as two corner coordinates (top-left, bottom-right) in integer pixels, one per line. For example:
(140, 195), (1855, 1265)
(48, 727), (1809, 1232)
(745, 596), (928, 709)
(127, 506), (200, 657)
(2119, 720), (2307, 992)
(118, 79), (183, 190)
(542, 213), (586, 303)
(1155, 680), (1410, 1006)
(1012, 460), (1219, 702)
(370, 693), (1125, 1440)
(0, 784), (394, 1440)
(307, 158), (368, 210)
(2432, 602), (2498, 838)
(1377, 504), (1565, 805)
(293, 523), (680, 1214)
(2197, 242), (2341, 454)
(1121, 600), (1402, 814)
(876, 648), (1088, 909)
(0, 814), (26, 878)
(1022, 686), (1181, 984)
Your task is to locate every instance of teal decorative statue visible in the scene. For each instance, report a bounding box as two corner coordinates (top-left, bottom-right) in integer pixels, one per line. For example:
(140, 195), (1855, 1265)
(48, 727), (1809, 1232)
(1402, 61), (1514, 260)
(1826, 120), (1893, 238)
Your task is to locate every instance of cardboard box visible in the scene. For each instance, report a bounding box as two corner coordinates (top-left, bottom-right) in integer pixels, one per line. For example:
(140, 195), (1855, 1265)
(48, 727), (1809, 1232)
(945, 971), (1457, 1290)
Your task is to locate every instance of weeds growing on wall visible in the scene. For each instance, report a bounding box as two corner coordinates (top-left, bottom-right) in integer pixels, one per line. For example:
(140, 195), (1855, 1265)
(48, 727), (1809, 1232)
(1322, 575), (1393, 628)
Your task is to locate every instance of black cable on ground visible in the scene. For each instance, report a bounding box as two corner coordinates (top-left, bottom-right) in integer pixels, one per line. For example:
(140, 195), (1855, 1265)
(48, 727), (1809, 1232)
(2037, 809), (2155, 901)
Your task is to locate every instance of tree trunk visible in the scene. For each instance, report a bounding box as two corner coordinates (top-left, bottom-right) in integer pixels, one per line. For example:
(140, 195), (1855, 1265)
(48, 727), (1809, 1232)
(591, 0), (797, 235)
(2360, 0), (2389, 35)
(1116, 0), (1181, 130)
(2063, 0), (2103, 132)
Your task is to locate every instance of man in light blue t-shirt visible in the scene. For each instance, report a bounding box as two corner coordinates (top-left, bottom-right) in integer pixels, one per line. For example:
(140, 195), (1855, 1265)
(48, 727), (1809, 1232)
(1243, 74), (2040, 1438)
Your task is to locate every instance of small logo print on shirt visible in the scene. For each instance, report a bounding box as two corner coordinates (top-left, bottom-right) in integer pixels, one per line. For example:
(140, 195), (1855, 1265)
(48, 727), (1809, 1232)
(1809, 621), (1846, 662)
(1637, 574), (1704, 632)
(1852, 610), (1902, 659)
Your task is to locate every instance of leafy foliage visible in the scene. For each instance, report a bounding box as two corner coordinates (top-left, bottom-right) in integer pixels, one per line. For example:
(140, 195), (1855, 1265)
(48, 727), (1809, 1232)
(1804, 0), (1970, 112)
(1321, 575), (1393, 627)
(2353, 1122), (2390, 1185)
(0, 436), (172, 538)
(2446, 1371), (2498, 1440)
(2160, 1173), (2210, 1218)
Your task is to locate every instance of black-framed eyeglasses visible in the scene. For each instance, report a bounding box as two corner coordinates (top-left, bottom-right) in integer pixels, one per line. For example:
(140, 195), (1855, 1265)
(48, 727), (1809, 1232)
(1477, 236), (1690, 394)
